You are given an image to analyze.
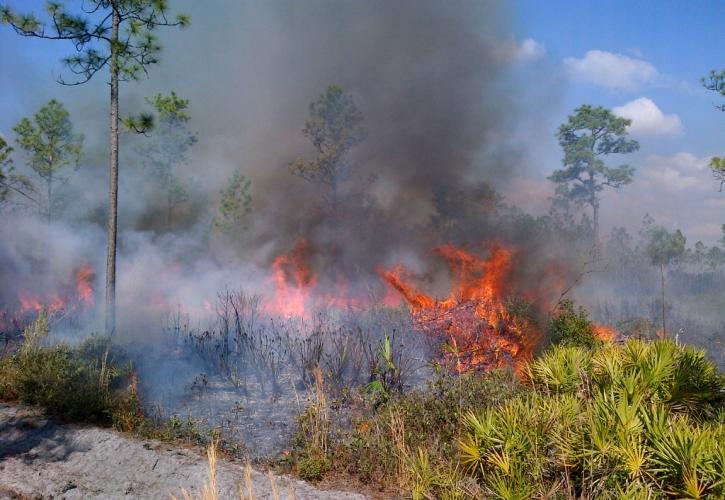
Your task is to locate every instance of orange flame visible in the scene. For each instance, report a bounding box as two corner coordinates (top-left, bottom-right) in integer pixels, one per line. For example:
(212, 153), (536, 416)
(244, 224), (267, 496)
(593, 324), (618, 342)
(2, 264), (96, 332)
(381, 243), (540, 373)
(269, 239), (317, 317)
(19, 294), (65, 314)
(74, 264), (95, 306)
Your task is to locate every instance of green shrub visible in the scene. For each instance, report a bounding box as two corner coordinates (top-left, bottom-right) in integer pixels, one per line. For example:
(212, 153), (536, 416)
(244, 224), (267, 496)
(299, 337), (724, 498)
(460, 339), (725, 498)
(297, 454), (331, 482)
(0, 316), (134, 425)
(548, 299), (601, 349)
(295, 368), (521, 495)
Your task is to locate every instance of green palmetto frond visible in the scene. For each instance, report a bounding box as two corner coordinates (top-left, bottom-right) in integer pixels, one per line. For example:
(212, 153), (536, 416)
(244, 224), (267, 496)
(528, 345), (592, 394)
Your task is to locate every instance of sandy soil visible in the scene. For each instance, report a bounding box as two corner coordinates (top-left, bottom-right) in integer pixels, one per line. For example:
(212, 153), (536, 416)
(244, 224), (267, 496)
(0, 404), (366, 500)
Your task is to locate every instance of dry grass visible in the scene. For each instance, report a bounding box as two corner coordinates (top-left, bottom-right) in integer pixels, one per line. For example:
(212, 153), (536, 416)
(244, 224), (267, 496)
(173, 441), (297, 500)
(388, 408), (407, 484)
(310, 366), (328, 454)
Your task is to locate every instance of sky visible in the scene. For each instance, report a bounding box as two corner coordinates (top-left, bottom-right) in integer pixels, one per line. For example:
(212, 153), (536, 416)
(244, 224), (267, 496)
(507, 0), (725, 244)
(1, 0), (724, 244)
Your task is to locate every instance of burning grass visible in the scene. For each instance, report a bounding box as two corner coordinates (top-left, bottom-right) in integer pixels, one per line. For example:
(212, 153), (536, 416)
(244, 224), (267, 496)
(381, 243), (544, 373)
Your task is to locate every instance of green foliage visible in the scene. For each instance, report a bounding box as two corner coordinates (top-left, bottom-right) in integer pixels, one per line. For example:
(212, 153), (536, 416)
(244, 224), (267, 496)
(710, 156), (725, 192)
(290, 85), (365, 190)
(122, 112), (155, 134)
(0, 316), (218, 449)
(645, 226), (687, 267)
(702, 69), (725, 111)
(136, 92), (197, 228)
(460, 340), (725, 498)
(0, 318), (132, 424)
(20, 309), (49, 354)
(548, 299), (601, 349)
(299, 369), (520, 495)
(702, 70), (724, 191)
(0, 1), (189, 84)
(12, 99), (82, 219)
(528, 344), (592, 394)
(549, 104), (638, 241)
(213, 170), (252, 234)
(297, 454), (331, 482)
(366, 335), (401, 405)
(0, 134), (13, 201)
(298, 338), (724, 498)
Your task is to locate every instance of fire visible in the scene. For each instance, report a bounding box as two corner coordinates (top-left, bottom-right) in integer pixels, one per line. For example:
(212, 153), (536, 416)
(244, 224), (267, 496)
(74, 264), (95, 306)
(593, 324), (618, 342)
(381, 243), (540, 373)
(267, 239), (398, 317)
(265, 239), (550, 373)
(19, 293), (65, 314)
(269, 239), (316, 317)
(0, 263), (96, 333)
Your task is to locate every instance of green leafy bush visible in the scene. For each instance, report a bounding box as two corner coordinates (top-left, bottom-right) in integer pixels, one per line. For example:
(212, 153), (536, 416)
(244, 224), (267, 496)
(548, 299), (601, 349)
(292, 368), (521, 495)
(460, 339), (725, 498)
(293, 337), (724, 498)
(297, 454), (331, 482)
(0, 315), (140, 426)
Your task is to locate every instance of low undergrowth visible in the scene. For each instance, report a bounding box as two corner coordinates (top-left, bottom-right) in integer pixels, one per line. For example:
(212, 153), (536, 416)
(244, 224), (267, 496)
(0, 312), (135, 424)
(291, 338), (725, 498)
(0, 313), (219, 448)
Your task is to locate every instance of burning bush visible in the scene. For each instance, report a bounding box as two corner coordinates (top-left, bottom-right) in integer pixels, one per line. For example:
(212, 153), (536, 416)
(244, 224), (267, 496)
(381, 243), (544, 373)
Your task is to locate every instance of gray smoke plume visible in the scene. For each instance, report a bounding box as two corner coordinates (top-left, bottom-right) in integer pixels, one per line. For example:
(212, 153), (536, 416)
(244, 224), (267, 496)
(1, 0), (548, 336)
(141, 0), (529, 293)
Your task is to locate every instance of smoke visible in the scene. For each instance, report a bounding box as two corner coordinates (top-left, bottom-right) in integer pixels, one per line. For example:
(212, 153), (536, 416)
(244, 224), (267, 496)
(7, 1), (723, 452)
(1, 0), (551, 335)
(144, 0), (530, 291)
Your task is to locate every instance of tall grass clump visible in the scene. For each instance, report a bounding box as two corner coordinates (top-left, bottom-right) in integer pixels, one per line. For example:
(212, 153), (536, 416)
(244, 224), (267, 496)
(0, 313), (136, 425)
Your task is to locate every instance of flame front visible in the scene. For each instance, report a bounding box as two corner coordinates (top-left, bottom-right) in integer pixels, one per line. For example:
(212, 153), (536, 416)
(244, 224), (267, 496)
(74, 264), (95, 307)
(382, 243), (540, 373)
(593, 324), (618, 342)
(269, 239), (316, 317)
(0, 264), (96, 333)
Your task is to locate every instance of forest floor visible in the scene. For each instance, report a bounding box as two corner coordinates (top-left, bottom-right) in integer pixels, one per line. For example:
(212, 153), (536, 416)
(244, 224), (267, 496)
(0, 404), (367, 500)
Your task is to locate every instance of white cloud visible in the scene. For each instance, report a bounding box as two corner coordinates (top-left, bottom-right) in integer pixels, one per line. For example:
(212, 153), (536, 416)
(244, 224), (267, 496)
(639, 152), (710, 192)
(603, 152), (723, 244)
(612, 98), (683, 136)
(495, 38), (546, 63)
(564, 50), (658, 90)
(515, 38), (546, 62)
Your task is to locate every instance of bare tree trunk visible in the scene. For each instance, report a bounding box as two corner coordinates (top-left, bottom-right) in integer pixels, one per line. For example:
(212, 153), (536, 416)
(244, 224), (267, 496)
(329, 177), (340, 278)
(47, 170), (52, 226)
(660, 262), (667, 338)
(167, 180), (173, 230)
(105, 6), (120, 337)
(46, 171), (52, 269)
(588, 169), (601, 261)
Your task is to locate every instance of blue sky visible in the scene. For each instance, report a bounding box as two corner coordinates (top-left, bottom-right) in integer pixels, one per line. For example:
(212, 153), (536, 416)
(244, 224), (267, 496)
(516, 0), (723, 153)
(1, 0), (724, 243)
(505, 0), (725, 243)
